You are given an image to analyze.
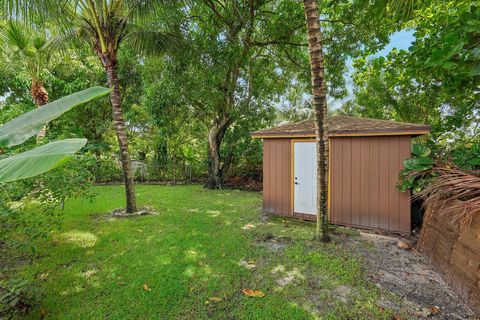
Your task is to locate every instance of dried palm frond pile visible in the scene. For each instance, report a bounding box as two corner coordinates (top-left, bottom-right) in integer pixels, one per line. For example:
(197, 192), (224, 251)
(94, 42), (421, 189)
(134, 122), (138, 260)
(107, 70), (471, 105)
(418, 167), (480, 229)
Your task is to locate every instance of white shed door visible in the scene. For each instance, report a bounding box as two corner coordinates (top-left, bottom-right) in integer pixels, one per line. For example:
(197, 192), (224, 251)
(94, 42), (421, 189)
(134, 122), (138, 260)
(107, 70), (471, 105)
(294, 142), (317, 215)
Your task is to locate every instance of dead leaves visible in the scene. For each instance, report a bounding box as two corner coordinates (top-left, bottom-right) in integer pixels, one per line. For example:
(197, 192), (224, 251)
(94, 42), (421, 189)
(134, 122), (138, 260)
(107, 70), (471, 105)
(429, 306), (440, 315)
(143, 284), (152, 292)
(397, 241), (412, 250)
(242, 288), (266, 298)
(205, 296), (223, 304)
(421, 305), (440, 317)
(39, 271), (50, 281)
(238, 259), (257, 270)
(241, 223), (256, 230)
(205, 286), (266, 305)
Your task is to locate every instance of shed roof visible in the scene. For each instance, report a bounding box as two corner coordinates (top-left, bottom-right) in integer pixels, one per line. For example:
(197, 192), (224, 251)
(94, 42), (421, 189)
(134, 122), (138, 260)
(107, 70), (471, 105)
(251, 115), (430, 138)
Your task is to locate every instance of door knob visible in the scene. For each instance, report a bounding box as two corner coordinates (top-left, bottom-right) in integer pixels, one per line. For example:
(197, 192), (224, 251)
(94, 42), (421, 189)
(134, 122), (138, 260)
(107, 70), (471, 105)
(295, 182), (299, 185)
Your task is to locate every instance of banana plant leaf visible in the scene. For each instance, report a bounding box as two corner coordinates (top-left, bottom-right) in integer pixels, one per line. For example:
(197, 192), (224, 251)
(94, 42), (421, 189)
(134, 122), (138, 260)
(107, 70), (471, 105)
(0, 139), (87, 183)
(0, 86), (110, 148)
(403, 156), (434, 171)
(411, 144), (431, 157)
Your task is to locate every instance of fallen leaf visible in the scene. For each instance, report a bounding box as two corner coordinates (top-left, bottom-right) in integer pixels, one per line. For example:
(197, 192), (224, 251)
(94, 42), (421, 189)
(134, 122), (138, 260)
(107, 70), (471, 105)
(430, 306), (440, 315)
(397, 241), (412, 250)
(143, 284), (152, 291)
(242, 288), (265, 297)
(421, 305), (441, 317)
(241, 223), (255, 230)
(238, 259), (257, 270)
(39, 272), (50, 281)
(208, 297), (222, 302)
(392, 314), (403, 320)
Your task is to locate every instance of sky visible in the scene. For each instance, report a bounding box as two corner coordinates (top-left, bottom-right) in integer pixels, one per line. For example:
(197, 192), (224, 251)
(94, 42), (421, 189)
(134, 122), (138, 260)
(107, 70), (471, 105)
(373, 29), (415, 57)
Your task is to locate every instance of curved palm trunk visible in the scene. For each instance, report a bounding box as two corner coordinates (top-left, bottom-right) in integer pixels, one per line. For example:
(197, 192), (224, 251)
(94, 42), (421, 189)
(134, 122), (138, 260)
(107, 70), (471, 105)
(303, 0), (330, 242)
(31, 80), (48, 144)
(104, 60), (137, 213)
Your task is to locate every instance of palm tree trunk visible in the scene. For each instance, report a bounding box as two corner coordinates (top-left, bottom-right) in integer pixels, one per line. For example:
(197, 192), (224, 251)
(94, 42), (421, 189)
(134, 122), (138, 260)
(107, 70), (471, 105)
(303, 0), (330, 242)
(104, 62), (137, 213)
(31, 80), (49, 144)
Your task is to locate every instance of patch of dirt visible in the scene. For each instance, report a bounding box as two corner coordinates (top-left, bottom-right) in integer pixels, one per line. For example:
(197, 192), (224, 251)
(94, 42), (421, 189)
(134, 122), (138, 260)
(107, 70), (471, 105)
(271, 265), (305, 286)
(92, 206), (158, 220)
(223, 175), (262, 192)
(112, 206), (158, 218)
(347, 232), (476, 319)
(331, 285), (353, 303)
(257, 234), (291, 252)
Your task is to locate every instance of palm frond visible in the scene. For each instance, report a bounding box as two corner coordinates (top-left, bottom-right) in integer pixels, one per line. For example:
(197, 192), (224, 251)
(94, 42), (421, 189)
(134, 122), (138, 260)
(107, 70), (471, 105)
(389, 0), (422, 22)
(418, 167), (480, 229)
(1, 20), (30, 51)
(124, 0), (167, 19)
(41, 27), (81, 55)
(32, 33), (47, 50)
(3, 0), (80, 32)
(355, 0), (425, 22)
(123, 26), (181, 56)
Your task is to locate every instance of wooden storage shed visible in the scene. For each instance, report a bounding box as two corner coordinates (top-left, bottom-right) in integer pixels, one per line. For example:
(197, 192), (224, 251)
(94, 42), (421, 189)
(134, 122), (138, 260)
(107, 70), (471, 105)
(251, 116), (430, 233)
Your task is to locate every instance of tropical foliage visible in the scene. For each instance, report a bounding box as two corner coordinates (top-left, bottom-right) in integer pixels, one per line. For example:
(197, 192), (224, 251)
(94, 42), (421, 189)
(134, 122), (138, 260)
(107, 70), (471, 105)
(341, 1), (479, 149)
(0, 86), (109, 182)
(0, 0), (478, 317)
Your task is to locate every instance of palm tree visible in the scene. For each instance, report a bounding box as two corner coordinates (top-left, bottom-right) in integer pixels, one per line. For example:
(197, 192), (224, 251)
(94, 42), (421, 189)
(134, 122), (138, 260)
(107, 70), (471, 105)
(5, 1), (179, 213)
(303, 0), (330, 242)
(0, 21), (58, 144)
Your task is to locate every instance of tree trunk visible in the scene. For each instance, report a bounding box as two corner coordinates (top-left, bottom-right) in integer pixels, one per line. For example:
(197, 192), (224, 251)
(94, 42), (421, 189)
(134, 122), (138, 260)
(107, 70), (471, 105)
(303, 0), (330, 242)
(206, 116), (231, 189)
(31, 80), (49, 144)
(104, 60), (137, 213)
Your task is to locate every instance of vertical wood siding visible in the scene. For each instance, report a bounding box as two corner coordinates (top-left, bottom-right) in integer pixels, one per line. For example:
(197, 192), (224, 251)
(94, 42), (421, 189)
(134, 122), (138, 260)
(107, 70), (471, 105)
(263, 139), (292, 216)
(330, 136), (411, 233)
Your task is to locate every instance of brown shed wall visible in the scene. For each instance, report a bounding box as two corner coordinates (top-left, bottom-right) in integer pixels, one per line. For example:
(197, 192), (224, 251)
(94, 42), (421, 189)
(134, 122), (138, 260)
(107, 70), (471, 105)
(262, 135), (411, 233)
(329, 136), (411, 233)
(263, 138), (292, 216)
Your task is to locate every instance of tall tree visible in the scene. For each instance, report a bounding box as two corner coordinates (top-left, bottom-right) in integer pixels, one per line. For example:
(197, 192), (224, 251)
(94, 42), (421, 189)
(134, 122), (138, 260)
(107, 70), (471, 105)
(303, 0), (330, 242)
(343, 0), (479, 147)
(5, 1), (179, 212)
(160, 1), (295, 189)
(0, 21), (58, 144)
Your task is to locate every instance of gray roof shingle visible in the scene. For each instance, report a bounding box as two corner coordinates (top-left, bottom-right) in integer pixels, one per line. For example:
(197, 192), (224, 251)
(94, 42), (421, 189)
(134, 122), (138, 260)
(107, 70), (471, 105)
(251, 115), (430, 138)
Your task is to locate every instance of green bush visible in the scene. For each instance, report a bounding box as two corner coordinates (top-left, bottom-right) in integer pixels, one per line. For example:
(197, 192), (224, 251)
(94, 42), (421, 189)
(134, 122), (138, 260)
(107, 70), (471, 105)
(0, 155), (96, 249)
(398, 142), (480, 193)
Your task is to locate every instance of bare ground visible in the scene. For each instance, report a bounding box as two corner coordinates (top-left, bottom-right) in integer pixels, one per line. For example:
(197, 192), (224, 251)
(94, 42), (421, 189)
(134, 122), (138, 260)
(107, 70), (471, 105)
(347, 232), (477, 319)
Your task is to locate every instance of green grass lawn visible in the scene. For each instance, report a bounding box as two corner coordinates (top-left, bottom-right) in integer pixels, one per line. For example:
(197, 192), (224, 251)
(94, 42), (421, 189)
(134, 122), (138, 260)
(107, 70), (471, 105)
(10, 185), (396, 319)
